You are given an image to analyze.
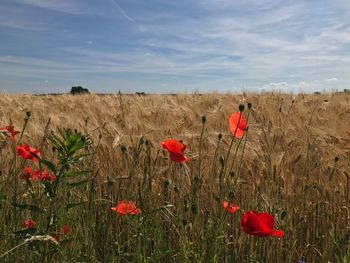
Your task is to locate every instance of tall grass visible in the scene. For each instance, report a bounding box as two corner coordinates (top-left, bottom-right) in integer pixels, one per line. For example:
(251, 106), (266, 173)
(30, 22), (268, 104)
(0, 92), (349, 262)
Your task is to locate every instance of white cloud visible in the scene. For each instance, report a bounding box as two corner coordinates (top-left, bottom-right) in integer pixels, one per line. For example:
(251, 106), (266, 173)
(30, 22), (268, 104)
(327, 77), (338, 82)
(14, 0), (83, 14)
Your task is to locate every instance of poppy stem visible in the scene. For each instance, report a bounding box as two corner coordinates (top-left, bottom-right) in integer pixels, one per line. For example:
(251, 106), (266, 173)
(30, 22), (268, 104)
(198, 116), (206, 179)
(209, 134), (222, 180)
(235, 109), (251, 184)
(224, 112), (242, 176)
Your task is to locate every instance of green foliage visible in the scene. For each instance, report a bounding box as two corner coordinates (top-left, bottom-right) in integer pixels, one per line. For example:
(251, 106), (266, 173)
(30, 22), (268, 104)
(70, 86), (90, 95)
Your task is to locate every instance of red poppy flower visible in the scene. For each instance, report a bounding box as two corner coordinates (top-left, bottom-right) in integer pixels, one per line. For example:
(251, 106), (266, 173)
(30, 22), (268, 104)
(62, 225), (71, 235)
(31, 169), (57, 182)
(161, 139), (189, 163)
(21, 167), (56, 182)
(53, 235), (60, 242)
(241, 211), (284, 238)
(223, 201), (240, 213)
(22, 219), (37, 229)
(16, 144), (41, 162)
(0, 125), (20, 141)
(111, 200), (141, 215)
(229, 112), (248, 138)
(21, 166), (33, 180)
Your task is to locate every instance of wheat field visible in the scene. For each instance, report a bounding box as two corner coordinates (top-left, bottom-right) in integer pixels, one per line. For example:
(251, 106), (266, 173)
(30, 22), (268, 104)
(0, 92), (349, 262)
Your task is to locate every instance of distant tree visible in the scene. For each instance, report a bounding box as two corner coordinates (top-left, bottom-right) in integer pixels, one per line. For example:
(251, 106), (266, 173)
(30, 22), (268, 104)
(70, 86), (90, 95)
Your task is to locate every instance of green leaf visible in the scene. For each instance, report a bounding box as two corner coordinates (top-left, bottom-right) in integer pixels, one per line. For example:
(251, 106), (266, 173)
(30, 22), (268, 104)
(66, 170), (91, 178)
(65, 201), (87, 210)
(67, 153), (94, 165)
(66, 179), (89, 189)
(13, 228), (36, 236)
(281, 211), (287, 220)
(43, 182), (55, 198)
(12, 203), (45, 213)
(39, 159), (57, 173)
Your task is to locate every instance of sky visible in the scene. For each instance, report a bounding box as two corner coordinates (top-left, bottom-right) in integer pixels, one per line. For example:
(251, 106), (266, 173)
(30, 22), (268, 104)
(0, 0), (350, 94)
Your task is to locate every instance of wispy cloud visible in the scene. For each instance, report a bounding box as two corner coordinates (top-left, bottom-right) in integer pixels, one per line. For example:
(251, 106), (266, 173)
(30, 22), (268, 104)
(110, 0), (135, 23)
(14, 0), (83, 14)
(0, 0), (350, 93)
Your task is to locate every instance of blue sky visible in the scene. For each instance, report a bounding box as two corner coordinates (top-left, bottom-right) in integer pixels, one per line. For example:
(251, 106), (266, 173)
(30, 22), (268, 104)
(0, 0), (350, 94)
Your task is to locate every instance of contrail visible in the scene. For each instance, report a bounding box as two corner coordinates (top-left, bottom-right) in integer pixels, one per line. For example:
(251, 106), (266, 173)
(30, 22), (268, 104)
(110, 0), (135, 23)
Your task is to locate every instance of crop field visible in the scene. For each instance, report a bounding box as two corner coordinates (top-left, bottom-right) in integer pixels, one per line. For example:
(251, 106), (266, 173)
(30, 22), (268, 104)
(0, 92), (349, 262)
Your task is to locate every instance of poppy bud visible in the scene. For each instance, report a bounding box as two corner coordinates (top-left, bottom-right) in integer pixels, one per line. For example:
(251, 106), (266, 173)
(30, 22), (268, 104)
(201, 116), (207, 124)
(120, 145), (127, 153)
(52, 146), (56, 152)
(218, 133), (222, 140)
(26, 111), (31, 118)
(99, 134), (102, 140)
(247, 102), (252, 109)
(229, 191), (235, 200)
(184, 199), (189, 212)
(163, 180), (170, 189)
(107, 177), (113, 187)
(191, 203), (198, 215)
(238, 104), (245, 112)
(219, 156), (225, 166)
(335, 156), (339, 162)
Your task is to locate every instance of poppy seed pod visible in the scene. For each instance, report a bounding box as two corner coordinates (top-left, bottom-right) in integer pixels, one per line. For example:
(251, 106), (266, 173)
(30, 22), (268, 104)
(239, 104), (245, 112)
(120, 145), (127, 153)
(335, 156), (339, 162)
(247, 102), (252, 109)
(201, 115), (207, 124)
(218, 133), (222, 140)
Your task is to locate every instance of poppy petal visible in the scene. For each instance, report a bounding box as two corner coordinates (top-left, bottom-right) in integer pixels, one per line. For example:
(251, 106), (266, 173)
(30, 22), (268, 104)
(223, 201), (240, 213)
(169, 152), (189, 163)
(229, 112), (247, 138)
(112, 200), (141, 216)
(272, 230), (284, 237)
(258, 212), (275, 229)
(161, 139), (186, 154)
